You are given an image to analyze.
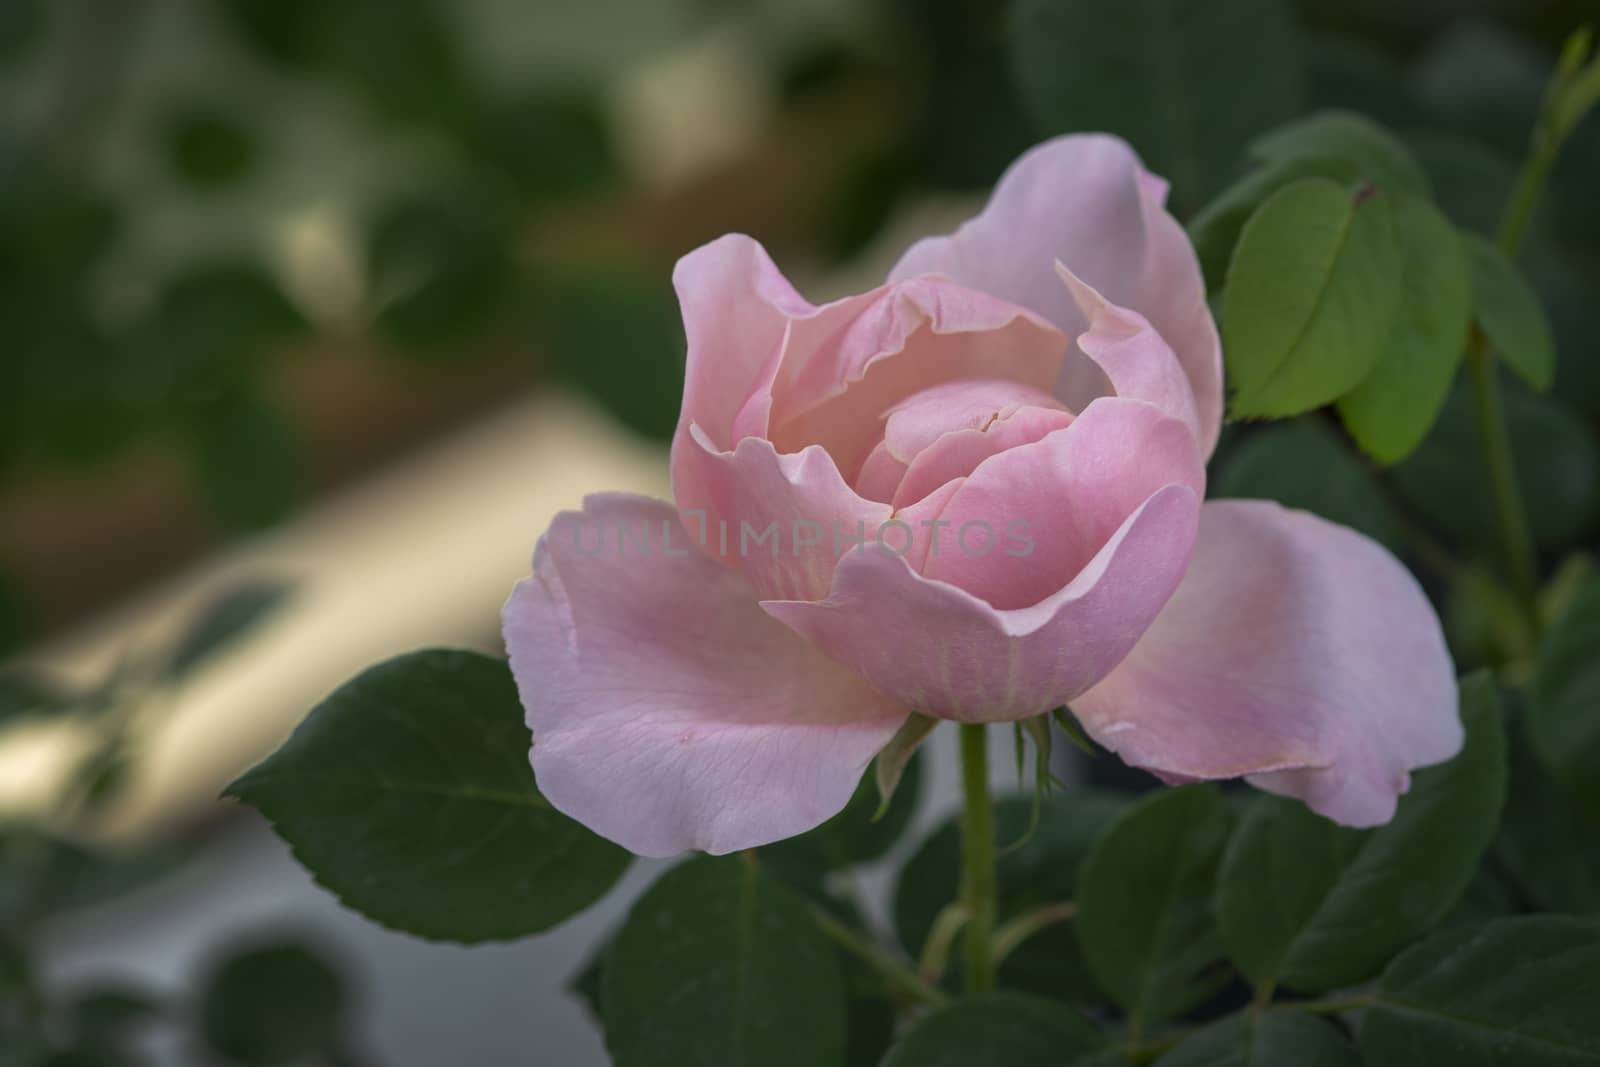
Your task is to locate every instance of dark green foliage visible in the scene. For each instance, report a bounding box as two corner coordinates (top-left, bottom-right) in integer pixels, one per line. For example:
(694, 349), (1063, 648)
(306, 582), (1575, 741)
(227, 650), (630, 942)
(200, 939), (347, 1065)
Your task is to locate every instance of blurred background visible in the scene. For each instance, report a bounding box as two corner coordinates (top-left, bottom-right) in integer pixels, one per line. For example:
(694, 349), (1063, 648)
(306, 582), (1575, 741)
(3, 0), (1599, 1063)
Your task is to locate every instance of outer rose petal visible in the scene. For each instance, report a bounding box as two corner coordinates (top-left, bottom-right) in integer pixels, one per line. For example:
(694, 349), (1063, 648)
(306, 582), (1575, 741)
(889, 134), (1223, 456)
(763, 483), (1201, 722)
(671, 234), (812, 451)
(1069, 499), (1461, 827)
(502, 494), (910, 857)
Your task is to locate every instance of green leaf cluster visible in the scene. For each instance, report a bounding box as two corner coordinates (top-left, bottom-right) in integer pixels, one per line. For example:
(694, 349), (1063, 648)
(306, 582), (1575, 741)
(223, 650), (1600, 1065)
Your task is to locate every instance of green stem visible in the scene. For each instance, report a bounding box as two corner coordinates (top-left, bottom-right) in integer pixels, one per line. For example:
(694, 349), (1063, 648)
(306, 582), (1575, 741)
(1465, 88), (1570, 625)
(810, 905), (948, 1007)
(991, 901), (1076, 967)
(916, 902), (971, 985)
(1123, 1028), (1193, 1065)
(1466, 338), (1539, 611)
(958, 723), (997, 993)
(1495, 137), (1556, 256)
(1291, 992), (1377, 1016)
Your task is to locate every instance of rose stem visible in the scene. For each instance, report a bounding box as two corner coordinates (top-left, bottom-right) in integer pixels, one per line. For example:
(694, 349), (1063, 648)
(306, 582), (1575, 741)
(958, 723), (997, 992)
(1466, 31), (1594, 629)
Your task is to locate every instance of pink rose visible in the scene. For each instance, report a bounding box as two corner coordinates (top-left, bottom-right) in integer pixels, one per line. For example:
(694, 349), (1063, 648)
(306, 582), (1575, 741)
(503, 135), (1461, 857)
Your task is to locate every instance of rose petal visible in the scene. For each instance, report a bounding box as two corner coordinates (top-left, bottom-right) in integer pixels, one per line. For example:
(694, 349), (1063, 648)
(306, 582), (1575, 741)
(914, 398), (1206, 610)
(854, 438), (912, 505)
(1069, 499), (1461, 827)
(767, 277), (1066, 477)
(503, 493), (910, 857)
(676, 429), (891, 601)
(853, 379), (1073, 507)
(671, 234), (812, 452)
(879, 379), (1067, 461)
(669, 240), (1065, 584)
(889, 134), (1223, 456)
(892, 403), (1074, 509)
(763, 483), (1201, 722)
(1055, 265), (1204, 450)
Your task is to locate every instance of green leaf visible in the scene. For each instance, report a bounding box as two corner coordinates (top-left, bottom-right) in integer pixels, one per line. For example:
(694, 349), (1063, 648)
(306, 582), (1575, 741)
(1305, 37), (1420, 137)
(825, 150), (917, 262)
(149, 261), (306, 375)
(1250, 111), (1430, 200)
(1077, 786), (1232, 1030)
(214, 0), (322, 66)
(1051, 707), (1098, 756)
(162, 578), (294, 679)
(476, 91), (619, 203)
(1552, 29), (1600, 143)
(200, 939), (346, 1065)
(146, 261), (308, 531)
(1408, 133), (1520, 240)
(218, 0), (472, 129)
(1188, 112), (1427, 293)
(1211, 418), (1404, 553)
(1540, 554), (1596, 630)
(909, 3), (1035, 192)
(1153, 1011), (1357, 1067)
(0, 0), (42, 66)
(602, 857), (845, 1067)
(841, 985), (897, 1067)
(0, 831), (186, 927)
(568, 935), (610, 1024)
(895, 790), (1127, 1001)
(812, 898), (902, 1067)
(0, 933), (33, 1002)
(66, 986), (163, 1053)
(1362, 916), (1600, 1066)
(369, 180), (517, 352)
(0, 954), (49, 1066)
(184, 388), (303, 532)
(1444, 564), (1538, 672)
(762, 750), (925, 894)
(880, 993), (1113, 1067)
(1336, 196), (1472, 463)
(1466, 235), (1555, 391)
(0, 166), (119, 286)
(1443, 866), (1521, 930)
(1530, 576), (1600, 818)
(1497, 716), (1600, 915)
(1223, 179), (1403, 418)
(1007, 0), (1302, 208)
(1212, 672), (1506, 994)
(164, 108), (259, 192)
(1413, 23), (1546, 159)
(541, 266), (684, 441)
(874, 714), (937, 819)
(0, 570), (30, 661)
(0, 669), (65, 728)
(1000, 717), (1060, 852)
(1389, 379), (1600, 554)
(1007, 715), (1058, 850)
(1190, 157), (1357, 292)
(571, 904), (898, 1067)
(227, 649), (630, 942)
